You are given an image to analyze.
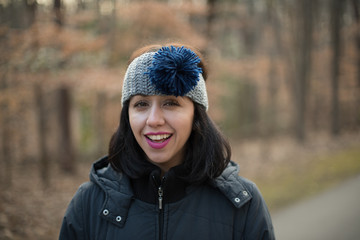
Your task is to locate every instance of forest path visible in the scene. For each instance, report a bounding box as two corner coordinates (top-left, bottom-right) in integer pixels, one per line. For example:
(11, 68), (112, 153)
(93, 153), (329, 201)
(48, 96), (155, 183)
(272, 174), (360, 240)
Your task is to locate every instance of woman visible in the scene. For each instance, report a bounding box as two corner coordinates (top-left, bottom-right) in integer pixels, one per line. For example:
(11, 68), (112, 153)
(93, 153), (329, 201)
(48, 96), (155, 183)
(59, 44), (275, 240)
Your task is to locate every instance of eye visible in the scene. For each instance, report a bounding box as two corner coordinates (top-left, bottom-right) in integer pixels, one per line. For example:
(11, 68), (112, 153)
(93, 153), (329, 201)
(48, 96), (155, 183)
(133, 100), (149, 108)
(164, 99), (180, 107)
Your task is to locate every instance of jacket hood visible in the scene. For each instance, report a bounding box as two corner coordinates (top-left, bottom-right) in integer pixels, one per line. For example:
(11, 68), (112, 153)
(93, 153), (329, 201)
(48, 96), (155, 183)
(90, 156), (128, 190)
(89, 156), (134, 228)
(210, 161), (253, 208)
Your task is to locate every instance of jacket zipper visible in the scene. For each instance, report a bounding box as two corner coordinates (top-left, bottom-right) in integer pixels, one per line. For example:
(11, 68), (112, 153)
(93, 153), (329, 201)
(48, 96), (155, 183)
(158, 185), (164, 240)
(158, 186), (163, 210)
(152, 175), (166, 240)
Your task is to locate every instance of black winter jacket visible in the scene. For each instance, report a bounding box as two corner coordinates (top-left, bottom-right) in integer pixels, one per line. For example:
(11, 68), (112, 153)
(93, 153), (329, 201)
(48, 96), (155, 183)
(59, 157), (275, 240)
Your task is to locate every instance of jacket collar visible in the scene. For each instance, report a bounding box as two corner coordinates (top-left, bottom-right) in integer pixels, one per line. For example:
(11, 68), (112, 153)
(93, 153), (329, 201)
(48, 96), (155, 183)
(131, 165), (189, 205)
(209, 161), (253, 208)
(90, 157), (252, 228)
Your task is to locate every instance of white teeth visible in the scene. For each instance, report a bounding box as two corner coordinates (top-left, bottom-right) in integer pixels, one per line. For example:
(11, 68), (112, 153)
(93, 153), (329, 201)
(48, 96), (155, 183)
(147, 134), (171, 141)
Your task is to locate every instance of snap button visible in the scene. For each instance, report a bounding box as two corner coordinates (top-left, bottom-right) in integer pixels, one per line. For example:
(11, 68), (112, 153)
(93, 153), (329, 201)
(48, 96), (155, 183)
(234, 197), (240, 203)
(116, 216), (122, 222)
(103, 209), (109, 216)
(242, 191), (248, 196)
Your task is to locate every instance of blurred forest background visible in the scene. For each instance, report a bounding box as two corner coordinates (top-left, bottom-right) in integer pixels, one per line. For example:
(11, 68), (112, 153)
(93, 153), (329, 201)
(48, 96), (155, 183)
(1, 0), (360, 239)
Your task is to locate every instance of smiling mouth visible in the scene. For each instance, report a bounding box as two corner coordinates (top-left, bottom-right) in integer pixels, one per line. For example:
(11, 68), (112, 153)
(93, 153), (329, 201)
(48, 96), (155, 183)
(145, 134), (172, 143)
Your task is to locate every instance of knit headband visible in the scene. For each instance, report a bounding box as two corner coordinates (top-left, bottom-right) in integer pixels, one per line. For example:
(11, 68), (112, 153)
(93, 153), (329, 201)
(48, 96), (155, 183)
(121, 46), (209, 110)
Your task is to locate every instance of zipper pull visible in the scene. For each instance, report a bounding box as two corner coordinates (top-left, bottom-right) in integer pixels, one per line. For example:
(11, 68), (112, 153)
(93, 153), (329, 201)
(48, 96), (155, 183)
(158, 186), (163, 210)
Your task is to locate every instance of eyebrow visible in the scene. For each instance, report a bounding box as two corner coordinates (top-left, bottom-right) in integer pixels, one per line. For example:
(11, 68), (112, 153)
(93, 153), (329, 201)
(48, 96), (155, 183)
(131, 95), (182, 101)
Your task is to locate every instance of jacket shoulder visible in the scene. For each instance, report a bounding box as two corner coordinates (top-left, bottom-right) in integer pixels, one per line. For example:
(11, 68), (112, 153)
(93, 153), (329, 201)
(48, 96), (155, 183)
(215, 162), (275, 239)
(75, 181), (105, 202)
(59, 181), (105, 240)
(64, 181), (105, 220)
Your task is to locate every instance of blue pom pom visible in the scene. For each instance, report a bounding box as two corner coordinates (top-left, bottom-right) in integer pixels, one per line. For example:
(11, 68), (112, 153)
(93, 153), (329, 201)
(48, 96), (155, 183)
(146, 46), (203, 96)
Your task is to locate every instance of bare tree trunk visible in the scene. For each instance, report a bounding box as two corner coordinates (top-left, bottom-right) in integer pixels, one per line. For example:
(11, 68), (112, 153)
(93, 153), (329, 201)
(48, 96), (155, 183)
(5, 0), (36, 28)
(330, 0), (345, 136)
(0, 59), (12, 190)
(107, 0), (118, 64)
(351, 0), (360, 127)
(95, 0), (101, 22)
(0, 100), (13, 190)
(205, 0), (216, 54)
(77, 0), (85, 12)
(293, 0), (316, 142)
(57, 86), (75, 173)
(95, 92), (106, 158)
(242, 0), (257, 55)
(34, 84), (50, 188)
(25, 0), (37, 27)
(264, 0), (283, 136)
(54, 0), (63, 26)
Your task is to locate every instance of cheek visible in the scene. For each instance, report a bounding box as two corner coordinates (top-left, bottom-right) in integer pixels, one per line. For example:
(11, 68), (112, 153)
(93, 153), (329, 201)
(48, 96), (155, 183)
(129, 112), (143, 134)
(176, 115), (194, 136)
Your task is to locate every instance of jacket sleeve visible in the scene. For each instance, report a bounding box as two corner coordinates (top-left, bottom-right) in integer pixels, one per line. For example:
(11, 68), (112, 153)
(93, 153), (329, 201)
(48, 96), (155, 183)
(59, 183), (92, 240)
(243, 181), (275, 240)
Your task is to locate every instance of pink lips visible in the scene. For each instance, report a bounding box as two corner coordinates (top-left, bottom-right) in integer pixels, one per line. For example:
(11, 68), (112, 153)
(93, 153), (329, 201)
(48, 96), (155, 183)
(145, 132), (172, 149)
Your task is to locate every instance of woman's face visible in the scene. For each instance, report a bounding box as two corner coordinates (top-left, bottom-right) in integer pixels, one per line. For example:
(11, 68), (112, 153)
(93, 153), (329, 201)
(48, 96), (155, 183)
(129, 95), (194, 172)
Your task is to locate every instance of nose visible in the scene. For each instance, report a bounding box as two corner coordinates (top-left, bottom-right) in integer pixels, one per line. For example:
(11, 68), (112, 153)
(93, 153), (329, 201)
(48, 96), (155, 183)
(146, 105), (165, 127)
